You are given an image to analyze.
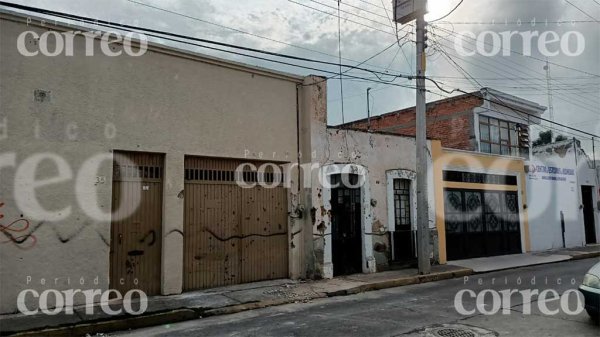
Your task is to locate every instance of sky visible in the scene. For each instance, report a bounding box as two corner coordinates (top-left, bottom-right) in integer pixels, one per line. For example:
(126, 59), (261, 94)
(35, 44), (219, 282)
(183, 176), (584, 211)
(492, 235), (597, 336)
(5, 0), (600, 152)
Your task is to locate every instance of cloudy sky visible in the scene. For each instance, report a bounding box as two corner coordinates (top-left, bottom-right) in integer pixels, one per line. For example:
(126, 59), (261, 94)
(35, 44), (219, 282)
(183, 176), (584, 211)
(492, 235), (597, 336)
(6, 0), (600, 150)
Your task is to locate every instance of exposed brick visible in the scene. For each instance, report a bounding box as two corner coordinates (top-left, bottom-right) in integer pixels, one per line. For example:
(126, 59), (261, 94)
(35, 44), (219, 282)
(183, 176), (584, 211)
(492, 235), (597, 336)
(344, 92), (483, 151)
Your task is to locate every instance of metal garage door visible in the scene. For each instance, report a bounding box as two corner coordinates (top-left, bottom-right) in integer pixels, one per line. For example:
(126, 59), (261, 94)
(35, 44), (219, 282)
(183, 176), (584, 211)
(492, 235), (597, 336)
(183, 157), (288, 290)
(444, 189), (521, 260)
(110, 151), (163, 295)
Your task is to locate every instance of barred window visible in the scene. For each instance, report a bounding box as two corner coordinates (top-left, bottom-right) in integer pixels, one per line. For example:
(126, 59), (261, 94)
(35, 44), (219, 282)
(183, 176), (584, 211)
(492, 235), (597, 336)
(393, 179), (411, 228)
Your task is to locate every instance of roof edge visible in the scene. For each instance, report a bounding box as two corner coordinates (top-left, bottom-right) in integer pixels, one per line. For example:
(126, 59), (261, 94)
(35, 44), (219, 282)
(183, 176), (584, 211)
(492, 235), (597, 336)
(0, 8), (306, 83)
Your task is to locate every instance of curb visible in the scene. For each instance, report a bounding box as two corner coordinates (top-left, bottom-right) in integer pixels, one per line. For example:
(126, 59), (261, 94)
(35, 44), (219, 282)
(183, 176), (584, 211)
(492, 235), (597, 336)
(324, 268), (472, 296)
(568, 251), (600, 261)
(4, 268), (472, 336)
(9, 309), (199, 337)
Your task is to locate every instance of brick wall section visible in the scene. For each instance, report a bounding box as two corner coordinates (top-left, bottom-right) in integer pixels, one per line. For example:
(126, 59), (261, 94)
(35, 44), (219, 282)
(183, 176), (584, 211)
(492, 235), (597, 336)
(345, 93), (484, 151)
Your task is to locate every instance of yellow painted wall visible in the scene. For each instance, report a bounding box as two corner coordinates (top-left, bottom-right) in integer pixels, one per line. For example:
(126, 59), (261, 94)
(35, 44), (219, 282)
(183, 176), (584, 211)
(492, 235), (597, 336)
(432, 143), (530, 264)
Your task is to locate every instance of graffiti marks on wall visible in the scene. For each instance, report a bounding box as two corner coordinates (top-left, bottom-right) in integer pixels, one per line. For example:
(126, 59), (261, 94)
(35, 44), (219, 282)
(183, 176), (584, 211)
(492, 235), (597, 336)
(0, 202), (38, 249)
(0, 202), (110, 248)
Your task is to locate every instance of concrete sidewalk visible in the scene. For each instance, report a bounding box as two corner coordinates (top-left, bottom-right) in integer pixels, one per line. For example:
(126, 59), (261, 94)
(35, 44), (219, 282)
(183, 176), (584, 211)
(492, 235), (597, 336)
(1, 265), (471, 336)
(447, 244), (600, 273)
(2, 245), (598, 336)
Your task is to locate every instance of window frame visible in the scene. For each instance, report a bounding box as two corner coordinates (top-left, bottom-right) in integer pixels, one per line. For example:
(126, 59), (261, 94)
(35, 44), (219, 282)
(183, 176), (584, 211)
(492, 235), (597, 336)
(393, 178), (412, 229)
(479, 116), (525, 157)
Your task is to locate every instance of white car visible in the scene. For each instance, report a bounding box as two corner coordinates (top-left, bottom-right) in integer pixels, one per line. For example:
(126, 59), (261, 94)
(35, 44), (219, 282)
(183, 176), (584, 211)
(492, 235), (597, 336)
(580, 262), (600, 323)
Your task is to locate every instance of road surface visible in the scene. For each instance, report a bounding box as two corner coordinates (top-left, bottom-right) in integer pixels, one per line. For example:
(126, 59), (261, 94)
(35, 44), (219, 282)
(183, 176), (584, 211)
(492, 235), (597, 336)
(113, 259), (600, 337)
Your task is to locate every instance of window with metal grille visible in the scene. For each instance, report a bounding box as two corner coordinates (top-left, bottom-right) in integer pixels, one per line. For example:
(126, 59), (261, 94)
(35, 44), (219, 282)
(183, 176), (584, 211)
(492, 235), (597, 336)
(393, 179), (411, 229)
(114, 165), (162, 180)
(443, 171), (518, 186)
(184, 168), (284, 185)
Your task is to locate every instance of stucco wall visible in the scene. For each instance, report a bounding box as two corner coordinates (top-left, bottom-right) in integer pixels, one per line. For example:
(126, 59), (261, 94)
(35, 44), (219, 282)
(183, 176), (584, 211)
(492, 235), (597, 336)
(0, 14), (308, 314)
(432, 147), (529, 262)
(306, 127), (436, 276)
(528, 142), (600, 251)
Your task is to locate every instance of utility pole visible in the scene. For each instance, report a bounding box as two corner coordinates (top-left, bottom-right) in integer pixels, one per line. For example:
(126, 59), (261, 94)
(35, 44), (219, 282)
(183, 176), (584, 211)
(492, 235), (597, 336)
(415, 14), (430, 275)
(367, 87), (372, 131)
(393, 0), (430, 274)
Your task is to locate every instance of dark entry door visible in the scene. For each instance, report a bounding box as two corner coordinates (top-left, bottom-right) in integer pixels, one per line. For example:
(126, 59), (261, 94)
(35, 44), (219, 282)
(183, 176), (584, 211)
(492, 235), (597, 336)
(331, 174), (362, 276)
(582, 186), (597, 244)
(444, 189), (521, 260)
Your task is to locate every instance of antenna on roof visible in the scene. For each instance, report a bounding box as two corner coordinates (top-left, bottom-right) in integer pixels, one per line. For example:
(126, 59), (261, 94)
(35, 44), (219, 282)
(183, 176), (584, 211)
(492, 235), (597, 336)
(543, 58), (555, 124)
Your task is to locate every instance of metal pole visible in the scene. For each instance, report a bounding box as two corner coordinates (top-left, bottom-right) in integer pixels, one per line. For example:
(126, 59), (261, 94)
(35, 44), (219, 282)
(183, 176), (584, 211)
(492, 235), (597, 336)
(415, 15), (430, 274)
(367, 87), (372, 131)
(593, 137), (596, 169)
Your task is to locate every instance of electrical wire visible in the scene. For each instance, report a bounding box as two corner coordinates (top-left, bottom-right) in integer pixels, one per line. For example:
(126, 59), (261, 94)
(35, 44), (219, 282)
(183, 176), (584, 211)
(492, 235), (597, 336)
(287, 0), (398, 36)
(429, 29), (600, 112)
(328, 41), (398, 80)
(429, 0), (464, 23)
(430, 23), (600, 78)
(1, 1), (597, 140)
(565, 0), (600, 22)
(308, 0), (393, 27)
(432, 19), (598, 25)
(429, 26), (600, 108)
(122, 0), (405, 75)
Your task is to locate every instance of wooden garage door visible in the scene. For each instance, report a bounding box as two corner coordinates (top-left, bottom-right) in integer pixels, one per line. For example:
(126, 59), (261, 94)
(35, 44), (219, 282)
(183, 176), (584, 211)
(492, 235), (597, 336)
(110, 151), (163, 295)
(183, 157), (288, 290)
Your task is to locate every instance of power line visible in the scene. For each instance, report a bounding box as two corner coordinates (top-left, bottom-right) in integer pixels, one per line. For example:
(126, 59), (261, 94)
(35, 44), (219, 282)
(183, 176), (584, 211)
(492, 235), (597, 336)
(307, 0), (394, 28)
(565, 0), (600, 22)
(427, 48), (599, 138)
(120, 0), (406, 75)
(287, 0), (397, 36)
(328, 41), (398, 80)
(431, 38), (600, 115)
(429, 0), (464, 23)
(2, 1), (417, 81)
(429, 26), (600, 107)
(1, 2), (421, 85)
(356, 0), (392, 11)
(378, 0), (414, 75)
(432, 20), (598, 25)
(324, 0), (390, 20)
(429, 28), (600, 111)
(431, 23), (600, 78)
(1, 1), (597, 140)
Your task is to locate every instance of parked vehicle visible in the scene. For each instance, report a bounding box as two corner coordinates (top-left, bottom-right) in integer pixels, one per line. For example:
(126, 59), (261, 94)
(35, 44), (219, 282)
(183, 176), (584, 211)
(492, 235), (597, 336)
(580, 262), (600, 323)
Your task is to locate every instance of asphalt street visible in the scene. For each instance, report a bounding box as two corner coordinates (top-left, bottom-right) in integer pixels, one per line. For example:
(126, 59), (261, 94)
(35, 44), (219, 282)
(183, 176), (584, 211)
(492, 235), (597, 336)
(113, 259), (600, 337)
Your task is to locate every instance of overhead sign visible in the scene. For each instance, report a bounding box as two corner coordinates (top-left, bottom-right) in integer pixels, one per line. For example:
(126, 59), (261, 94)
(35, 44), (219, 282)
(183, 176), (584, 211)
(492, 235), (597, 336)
(393, 0), (427, 24)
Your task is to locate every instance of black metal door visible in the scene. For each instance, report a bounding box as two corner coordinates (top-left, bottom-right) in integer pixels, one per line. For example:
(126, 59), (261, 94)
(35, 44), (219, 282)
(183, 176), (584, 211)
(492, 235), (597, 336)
(331, 174), (362, 276)
(582, 186), (597, 244)
(445, 189), (521, 260)
(391, 179), (415, 262)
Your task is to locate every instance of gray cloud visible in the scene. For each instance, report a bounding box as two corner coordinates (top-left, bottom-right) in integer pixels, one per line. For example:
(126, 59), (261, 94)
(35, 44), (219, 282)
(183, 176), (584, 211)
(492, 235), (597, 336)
(7, 0), (599, 142)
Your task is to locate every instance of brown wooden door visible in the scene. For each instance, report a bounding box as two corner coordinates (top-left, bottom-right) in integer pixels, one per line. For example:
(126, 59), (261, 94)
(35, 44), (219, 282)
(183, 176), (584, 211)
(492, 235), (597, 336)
(183, 157), (288, 290)
(110, 151), (163, 295)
